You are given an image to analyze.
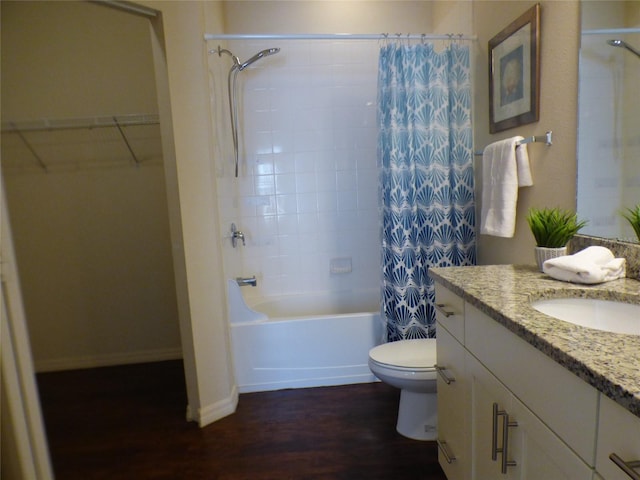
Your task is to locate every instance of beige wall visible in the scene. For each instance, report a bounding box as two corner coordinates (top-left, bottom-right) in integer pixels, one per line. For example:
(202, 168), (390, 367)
(139, 0), (238, 426)
(222, 0), (434, 33)
(473, 1), (580, 265)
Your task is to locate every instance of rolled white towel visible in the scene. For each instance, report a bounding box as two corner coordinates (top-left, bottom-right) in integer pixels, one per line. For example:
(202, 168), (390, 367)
(542, 246), (626, 284)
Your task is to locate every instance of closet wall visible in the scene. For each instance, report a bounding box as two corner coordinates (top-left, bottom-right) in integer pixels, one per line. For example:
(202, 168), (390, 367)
(1, 1), (181, 371)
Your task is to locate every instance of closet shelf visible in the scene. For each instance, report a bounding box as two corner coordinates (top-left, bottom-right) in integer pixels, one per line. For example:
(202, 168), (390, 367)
(1, 114), (161, 173)
(1, 114), (160, 133)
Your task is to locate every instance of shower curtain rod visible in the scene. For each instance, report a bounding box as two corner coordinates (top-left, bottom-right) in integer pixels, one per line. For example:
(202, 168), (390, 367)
(582, 28), (640, 35)
(204, 33), (476, 41)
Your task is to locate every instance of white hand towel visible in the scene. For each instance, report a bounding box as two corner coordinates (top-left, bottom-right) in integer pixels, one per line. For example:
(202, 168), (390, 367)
(542, 246), (626, 284)
(480, 136), (533, 237)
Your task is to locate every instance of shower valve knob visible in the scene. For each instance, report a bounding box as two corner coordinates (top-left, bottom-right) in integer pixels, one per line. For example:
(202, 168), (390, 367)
(230, 223), (245, 247)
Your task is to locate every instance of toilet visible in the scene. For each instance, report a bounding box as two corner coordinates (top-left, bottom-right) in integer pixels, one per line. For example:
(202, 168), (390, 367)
(368, 338), (438, 440)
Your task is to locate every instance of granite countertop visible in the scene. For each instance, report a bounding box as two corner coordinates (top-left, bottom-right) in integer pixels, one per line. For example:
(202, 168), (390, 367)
(429, 264), (640, 419)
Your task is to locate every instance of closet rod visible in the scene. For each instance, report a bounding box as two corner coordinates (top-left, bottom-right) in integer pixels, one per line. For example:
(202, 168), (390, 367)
(582, 28), (640, 35)
(204, 33), (476, 41)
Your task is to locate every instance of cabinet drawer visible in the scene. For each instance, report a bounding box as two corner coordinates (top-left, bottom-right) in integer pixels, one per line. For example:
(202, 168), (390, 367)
(465, 303), (598, 466)
(434, 283), (465, 343)
(596, 394), (640, 480)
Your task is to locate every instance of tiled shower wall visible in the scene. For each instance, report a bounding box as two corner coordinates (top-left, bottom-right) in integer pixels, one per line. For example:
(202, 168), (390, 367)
(211, 39), (381, 299)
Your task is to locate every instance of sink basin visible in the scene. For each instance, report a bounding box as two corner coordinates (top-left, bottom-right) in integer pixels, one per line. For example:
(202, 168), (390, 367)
(531, 298), (640, 335)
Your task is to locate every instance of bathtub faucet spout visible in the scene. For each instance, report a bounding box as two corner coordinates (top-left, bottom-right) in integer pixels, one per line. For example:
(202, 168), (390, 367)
(236, 276), (257, 287)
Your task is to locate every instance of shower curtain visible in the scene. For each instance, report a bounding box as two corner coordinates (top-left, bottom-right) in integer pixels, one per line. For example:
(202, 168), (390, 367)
(378, 42), (476, 342)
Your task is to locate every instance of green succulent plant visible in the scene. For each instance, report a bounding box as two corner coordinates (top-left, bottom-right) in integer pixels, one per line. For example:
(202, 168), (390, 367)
(526, 207), (588, 248)
(621, 204), (640, 241)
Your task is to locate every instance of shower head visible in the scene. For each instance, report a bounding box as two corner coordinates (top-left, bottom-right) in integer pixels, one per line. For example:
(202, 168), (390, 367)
(238, 47), (280, 71)
(607, 39), (640, 59)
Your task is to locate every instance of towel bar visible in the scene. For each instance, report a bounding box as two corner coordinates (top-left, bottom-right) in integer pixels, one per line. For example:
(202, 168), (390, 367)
(474, 131), (552, 156)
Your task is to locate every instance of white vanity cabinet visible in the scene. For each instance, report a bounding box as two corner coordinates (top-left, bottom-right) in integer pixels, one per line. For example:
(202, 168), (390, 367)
(434, 284), (597, 480)
(435, 284), (470, 480)
(595, 394), (640, 480)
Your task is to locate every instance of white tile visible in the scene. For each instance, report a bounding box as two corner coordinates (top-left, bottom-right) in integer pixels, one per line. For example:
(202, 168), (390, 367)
(294, 152), (316, 172)
(317, 191), (338, 213)
(295, 172), (317, 193)
(273, 152), (296, 173)
(297, 192), (318, 213)
(254, 154), (275, 175)
(275, 173), (297, 194)
(255, 175), (275, 196)
(337, 190), (358, 212)
(337, 170), (357, 191)
(297, 212), (319, 234)
(276, 194), (298, 215)
(277, 214), (298, 235)
(315, 171), (337, 191)
(256, 215), (278, 237)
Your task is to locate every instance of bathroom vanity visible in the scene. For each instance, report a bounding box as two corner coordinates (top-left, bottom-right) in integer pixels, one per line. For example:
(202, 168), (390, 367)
(430, 265), (640, 480)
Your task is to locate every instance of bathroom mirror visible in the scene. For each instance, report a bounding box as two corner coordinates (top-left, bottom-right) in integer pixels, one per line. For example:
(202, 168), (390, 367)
(577, 1), (640, 241)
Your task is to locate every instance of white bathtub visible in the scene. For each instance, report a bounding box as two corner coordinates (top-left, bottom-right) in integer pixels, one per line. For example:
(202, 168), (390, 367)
(227, 280), (382, 393)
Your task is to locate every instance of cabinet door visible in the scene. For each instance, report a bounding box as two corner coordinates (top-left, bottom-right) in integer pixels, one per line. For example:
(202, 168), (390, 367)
(436, 323), (470, 480)
(468, 354), (593, 480)
(596, 394), (640, 480)
(468, 353), (517, 479)
(508, 394), (594, 480)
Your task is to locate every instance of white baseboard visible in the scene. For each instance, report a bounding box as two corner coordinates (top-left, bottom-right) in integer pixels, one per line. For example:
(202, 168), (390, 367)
(187, 384), (239, 427)
(34, 347), (183, 372)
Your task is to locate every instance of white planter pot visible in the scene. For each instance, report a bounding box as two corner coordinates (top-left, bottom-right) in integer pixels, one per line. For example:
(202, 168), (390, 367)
(535, 246), (567, 272)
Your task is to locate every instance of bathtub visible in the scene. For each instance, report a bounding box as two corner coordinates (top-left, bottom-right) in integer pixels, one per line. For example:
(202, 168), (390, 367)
(227, 280), (382, 393)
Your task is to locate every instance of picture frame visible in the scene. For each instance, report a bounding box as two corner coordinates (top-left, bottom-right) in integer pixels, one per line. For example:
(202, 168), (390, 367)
(489, 4), (541, 133)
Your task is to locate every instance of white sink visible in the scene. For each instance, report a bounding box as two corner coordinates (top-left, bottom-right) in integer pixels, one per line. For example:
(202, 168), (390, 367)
(531, 298), (640, 335)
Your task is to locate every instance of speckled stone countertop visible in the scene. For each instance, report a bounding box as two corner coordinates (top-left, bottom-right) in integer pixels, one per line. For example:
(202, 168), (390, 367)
(429, 264), (640, 419)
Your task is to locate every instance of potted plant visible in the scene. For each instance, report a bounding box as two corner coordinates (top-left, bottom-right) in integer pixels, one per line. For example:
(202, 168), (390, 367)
(526, 207), (588, 271)
(621, 204), (640, 242)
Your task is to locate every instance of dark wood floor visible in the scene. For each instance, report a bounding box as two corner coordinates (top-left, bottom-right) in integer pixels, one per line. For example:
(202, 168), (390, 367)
(37, 360), (447, 479)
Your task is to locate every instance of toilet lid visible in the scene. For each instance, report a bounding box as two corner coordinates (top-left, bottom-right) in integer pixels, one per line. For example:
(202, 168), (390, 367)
(369, 339), (436, 369)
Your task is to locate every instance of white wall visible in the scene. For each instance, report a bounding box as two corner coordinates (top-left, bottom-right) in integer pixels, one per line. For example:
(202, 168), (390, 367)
(1, 1), (181, 371)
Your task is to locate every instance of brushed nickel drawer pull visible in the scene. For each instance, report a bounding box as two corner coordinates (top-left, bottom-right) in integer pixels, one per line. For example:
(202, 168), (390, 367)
(501, 411), (518, 474)
(492, 403), (518, 472)
(434, 365), (456, 385)
(437, 439), (457, 464)
(610, 453), (640, 479)
(492, 403), (500, 461)
(435, 303), (454, 318)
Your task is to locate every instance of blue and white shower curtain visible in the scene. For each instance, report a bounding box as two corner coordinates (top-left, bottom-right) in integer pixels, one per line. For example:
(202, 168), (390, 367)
(378, 42), (476, 342)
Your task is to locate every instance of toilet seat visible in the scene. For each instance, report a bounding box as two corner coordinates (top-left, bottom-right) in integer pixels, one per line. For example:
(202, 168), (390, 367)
(369, 338), (436, 372)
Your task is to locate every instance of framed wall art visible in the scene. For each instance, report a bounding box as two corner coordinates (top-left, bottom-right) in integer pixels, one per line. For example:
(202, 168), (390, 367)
(489, 4), (541, 133)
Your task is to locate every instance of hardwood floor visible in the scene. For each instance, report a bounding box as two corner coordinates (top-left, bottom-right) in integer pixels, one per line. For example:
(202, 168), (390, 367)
(37, 360), (447, 479)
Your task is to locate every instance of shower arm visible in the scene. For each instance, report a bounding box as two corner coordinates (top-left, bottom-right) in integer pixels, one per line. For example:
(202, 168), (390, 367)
(213, 45), (280, 177)
(214, 46), (241, 176)
(216, 46), (242, 177)
(228, 68), (240, 177)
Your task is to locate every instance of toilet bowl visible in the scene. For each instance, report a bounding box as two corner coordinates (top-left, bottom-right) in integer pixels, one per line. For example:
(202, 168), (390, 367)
(368, 338), (437, 440)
